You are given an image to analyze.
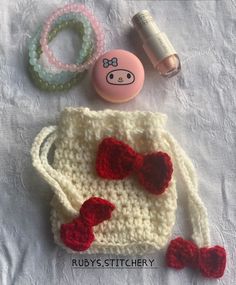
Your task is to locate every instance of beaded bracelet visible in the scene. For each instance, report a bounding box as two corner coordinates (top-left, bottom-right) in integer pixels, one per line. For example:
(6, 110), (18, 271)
(28, 63), (86, 92)
(40, 3), (104, 73)
(28, 20), (92, 91)
(29, 14), (93, 86)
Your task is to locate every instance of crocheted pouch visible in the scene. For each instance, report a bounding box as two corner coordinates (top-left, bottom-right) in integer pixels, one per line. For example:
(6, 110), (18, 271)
(31, 107), (226, 278)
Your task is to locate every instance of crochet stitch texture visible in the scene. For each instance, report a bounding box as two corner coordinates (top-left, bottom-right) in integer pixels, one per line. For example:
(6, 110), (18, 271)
(60, 197), (115, 251)
(31, 107), (212, 255)
(96, 137), (173, 195)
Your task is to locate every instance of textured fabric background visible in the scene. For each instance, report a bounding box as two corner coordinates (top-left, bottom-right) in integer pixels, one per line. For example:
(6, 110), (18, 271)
(0, 0), (235, 284)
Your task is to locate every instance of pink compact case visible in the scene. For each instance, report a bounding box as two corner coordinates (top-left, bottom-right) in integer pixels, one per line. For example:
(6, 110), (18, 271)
(92, 49), (145, 103)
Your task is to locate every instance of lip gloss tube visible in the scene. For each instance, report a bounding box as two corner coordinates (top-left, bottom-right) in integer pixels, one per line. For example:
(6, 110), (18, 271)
(132, 10), (181, 78)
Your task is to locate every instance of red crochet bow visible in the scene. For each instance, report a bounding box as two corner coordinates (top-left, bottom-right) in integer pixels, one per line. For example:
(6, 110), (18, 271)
(96, 137), (173, 195)
(166, 237), (226, 278)
(60, 197), (115, 251)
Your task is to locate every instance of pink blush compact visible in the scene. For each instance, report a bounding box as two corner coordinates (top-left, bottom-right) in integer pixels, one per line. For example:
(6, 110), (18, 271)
(92, 49), (145, 103)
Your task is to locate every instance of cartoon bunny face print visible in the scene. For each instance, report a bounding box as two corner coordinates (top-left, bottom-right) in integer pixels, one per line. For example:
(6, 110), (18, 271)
(106, 69), (135, 85)
(92, 50), (145, 103)
(103, 57), (135, 85)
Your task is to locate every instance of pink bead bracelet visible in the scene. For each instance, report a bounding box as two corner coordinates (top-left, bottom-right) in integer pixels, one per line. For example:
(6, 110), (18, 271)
(40, 3), (105, 73)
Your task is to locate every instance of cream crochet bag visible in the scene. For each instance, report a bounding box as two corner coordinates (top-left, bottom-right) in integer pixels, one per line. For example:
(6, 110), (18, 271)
(31, 107), (226, 278)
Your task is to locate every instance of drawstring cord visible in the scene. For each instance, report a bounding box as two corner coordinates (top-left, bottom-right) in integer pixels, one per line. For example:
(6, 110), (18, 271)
(31, 126), (82, 216)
